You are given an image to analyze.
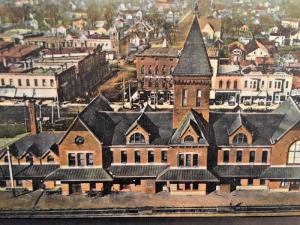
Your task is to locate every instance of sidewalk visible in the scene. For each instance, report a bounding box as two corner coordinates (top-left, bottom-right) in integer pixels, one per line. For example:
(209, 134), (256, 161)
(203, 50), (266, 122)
(1, 190), (300, 211)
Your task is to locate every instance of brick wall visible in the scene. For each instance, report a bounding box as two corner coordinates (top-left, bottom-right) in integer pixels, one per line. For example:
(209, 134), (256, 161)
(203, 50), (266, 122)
(173, 75), (211, 128)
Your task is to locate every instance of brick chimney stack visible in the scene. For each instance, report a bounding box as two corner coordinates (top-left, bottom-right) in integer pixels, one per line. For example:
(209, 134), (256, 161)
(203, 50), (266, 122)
(28, 100), (38, 135)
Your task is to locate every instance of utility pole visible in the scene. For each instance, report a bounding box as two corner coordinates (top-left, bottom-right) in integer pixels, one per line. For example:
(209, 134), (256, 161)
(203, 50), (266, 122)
(51, 100), (54, 124)
(5, 139), (14, 197)
(39, 103), (43, 132)
(123, 73), (125, 108)
(23, 98), (27, 132)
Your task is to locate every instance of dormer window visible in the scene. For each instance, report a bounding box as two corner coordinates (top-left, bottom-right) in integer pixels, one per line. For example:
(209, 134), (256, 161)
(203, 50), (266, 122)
(184, 135), (194, 143)
(233, 133), (248, 144)
(47, 155), (54, 163)
(129, 133), (145, 144)
(26, 155), (33, 164)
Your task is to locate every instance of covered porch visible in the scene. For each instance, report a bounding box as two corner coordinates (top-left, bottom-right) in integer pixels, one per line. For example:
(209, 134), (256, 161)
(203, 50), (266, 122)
(157, 168), (219, 195)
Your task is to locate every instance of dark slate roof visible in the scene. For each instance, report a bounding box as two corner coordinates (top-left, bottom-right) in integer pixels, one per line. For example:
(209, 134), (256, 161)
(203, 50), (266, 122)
(125, 113), (159, 139)
(213, 165), (269, 178)
(80, 111), (174, 146)
(45, 168), (112, 181)
(170, 110), (211, 146)
(2, 132), (64, 158)
(173, 16), (212, 76)
(108, 165), (168, 178)
(157, 168), (219, 182)
(210, 112), (284, 146)
(227, 113), (251, 135)
(0, 164), (59, 178)
(270, 97), (300, 143)
(245, 39), (259, 53)
(260, 167), (300, 179)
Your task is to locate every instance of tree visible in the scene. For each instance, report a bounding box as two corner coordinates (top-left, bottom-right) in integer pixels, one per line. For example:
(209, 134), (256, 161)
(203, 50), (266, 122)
(87, 0), (101, 28)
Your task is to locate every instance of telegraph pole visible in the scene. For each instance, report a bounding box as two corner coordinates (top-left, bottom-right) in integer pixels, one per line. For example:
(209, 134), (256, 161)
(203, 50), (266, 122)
(5, 138), (14, 197)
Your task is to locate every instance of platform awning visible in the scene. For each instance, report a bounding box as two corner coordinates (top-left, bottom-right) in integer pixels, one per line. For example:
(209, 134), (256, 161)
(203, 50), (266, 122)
(157, 168), (219, 182)
(260, 167), (300, 180)
(44, 168), (113, 182)
(214, 165), (268, 178)
(108, 165), (168, 178)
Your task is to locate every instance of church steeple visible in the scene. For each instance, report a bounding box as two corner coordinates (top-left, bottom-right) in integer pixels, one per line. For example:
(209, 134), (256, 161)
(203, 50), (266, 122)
(172, 16), (212, 128)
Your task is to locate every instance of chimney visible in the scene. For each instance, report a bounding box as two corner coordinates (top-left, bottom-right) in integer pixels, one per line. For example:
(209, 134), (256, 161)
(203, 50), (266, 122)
(28, 100), (38, 135)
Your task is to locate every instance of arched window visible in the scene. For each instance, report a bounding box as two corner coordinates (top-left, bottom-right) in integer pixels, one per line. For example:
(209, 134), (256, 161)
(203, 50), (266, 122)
(155, 65), (159, 75)
(226, 80), (231, 89)
(25, 155), (33, 164)
(233, 133), (248, 144)
(141, 65), (145, 75)
(219, 80), (223, 89)
(129, 133), (145, 144)
(4, 156), (8, 163)
(47, 155), (54, 163)
(288, 140), (300, 164)
(184, 135), (194, 143)
(148, 65), (152, 75)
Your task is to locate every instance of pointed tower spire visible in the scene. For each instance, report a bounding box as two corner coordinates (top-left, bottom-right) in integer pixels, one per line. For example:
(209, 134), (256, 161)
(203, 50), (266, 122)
(172, 16), (212, 128)
(173, 16), (212, 76)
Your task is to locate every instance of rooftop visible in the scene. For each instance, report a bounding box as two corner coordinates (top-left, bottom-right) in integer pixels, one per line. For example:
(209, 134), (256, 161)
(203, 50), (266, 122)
(137, 47), (180, 57)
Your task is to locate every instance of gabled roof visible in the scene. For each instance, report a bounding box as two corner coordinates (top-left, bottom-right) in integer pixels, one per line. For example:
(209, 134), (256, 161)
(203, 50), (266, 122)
(173, 16), (212, 76)
(210, 112), (284, 146)
(170, 110), (211, 146)
(2, 132), (64, 158)
(125, 113), (158, 138)
(270, 97), (300, 143)
(227, 112), (252, 136)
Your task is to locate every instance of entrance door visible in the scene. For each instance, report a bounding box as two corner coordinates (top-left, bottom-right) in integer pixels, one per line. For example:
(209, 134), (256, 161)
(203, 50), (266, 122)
(71, 183), (82, 194)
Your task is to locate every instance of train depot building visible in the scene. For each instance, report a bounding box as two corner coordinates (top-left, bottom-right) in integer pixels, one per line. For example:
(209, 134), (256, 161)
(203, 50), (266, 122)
(0, 16), (300, 195)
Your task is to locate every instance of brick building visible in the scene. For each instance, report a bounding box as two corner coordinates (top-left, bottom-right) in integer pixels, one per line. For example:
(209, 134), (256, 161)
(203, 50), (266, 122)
(0, 46), (110, 101)
(1, 16), (300, 195)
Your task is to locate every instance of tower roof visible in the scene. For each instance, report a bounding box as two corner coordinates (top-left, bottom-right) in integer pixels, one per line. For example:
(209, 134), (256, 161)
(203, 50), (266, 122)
(173, 16), (212, 76)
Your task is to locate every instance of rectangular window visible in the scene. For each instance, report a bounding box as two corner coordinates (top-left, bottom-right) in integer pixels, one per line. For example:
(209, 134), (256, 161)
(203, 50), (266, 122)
(9, 79), (13, 86)
(121, 151), (127, 163)
(86, 153), (93, 166)
(1, 79), (5, 86)
(50, 79), (54, 87)
(182, 89), (187, 107)
(34, 79), (38, 87)
(261, 81), (264, 87)
(285, 81), (289, 89)
(148, 151), (154, 163)
(26, 79), (30, 86)
(18, 79), (22, 86)
(42, 79), (46, 87)
(196, 90), (201, 107)
(161, 151), (167, 163)
(223, 150), (229, 163)
(262, 151), (268, 163)
(68, 153), (76, 166)
(236, 150), (242, 163)
(249, 151), (255, 163)
(186, 154), (192, 167)
(244, 80), (248, 88)
(269, 81), (272, 88)
(135, 151), (141, 163)
(248, 178), (253, 186)
(77, 153), (85, 167)
(193, 154), (199, 167)
(178, 154), (184, 166)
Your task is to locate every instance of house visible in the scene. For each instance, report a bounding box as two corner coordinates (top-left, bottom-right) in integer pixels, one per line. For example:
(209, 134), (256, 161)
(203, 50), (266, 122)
(290, 30), (300, 46)
(51, 26), (67, 37)
(281, 18), (300, 29)
(245, 39), (270, 61)
(72, 18), (87, 32)
(228, 41), (246, 64)
(199, 16), (222, 41)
